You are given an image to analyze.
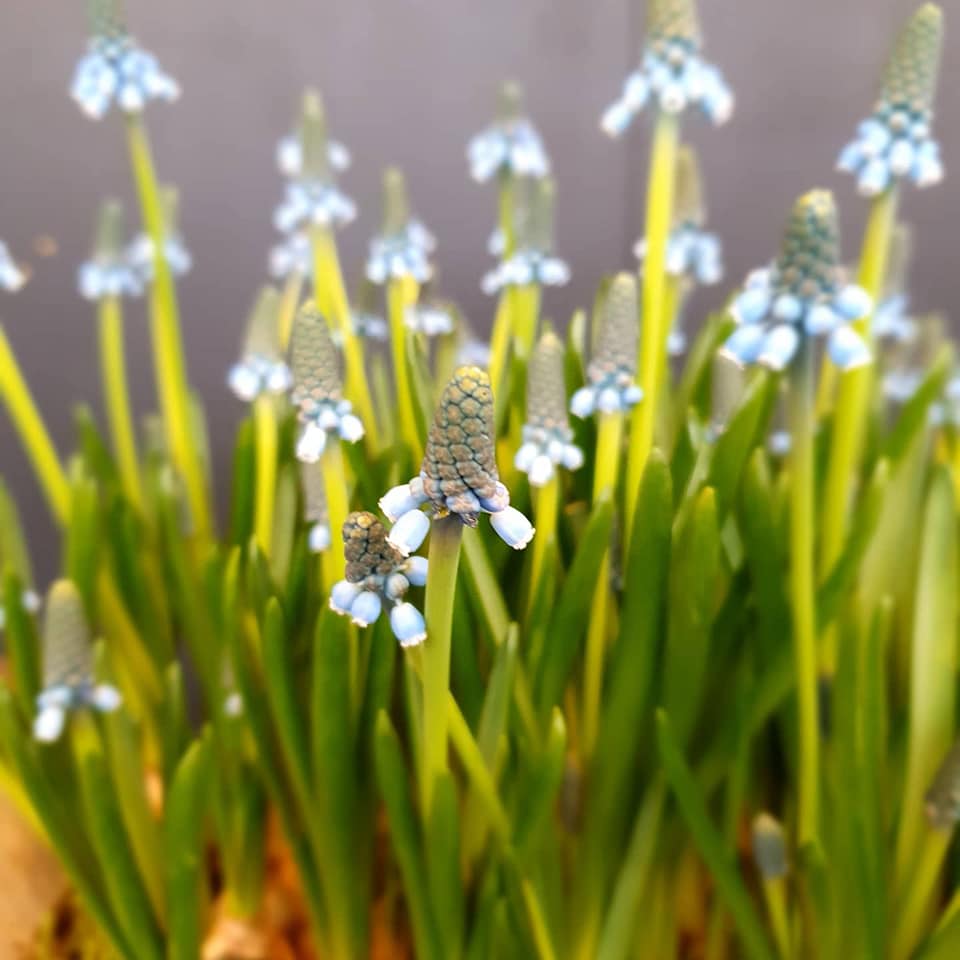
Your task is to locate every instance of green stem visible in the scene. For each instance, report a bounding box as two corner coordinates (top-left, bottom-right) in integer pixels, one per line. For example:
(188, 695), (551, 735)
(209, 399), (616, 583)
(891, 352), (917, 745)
(253, 395), (277, 555)
(277, 269), (304, 351)
(625, 113), (679, 549)
(891, 831), (951, 960)
(527, 473), (559, 620)
(0, 325), (70, 524)
(320, 440), (349, 587)
(388, 277), (422, 459)
(583, 411), (623, 758)
(789, 344), (819, 848)
(98, 295), (141, 509)
(489, 293), (513, 421)
(819, 188), (898, 579)
(498, 172), (516, 259)
(422, 515), (463, 815)
(125, 117), (210, 539)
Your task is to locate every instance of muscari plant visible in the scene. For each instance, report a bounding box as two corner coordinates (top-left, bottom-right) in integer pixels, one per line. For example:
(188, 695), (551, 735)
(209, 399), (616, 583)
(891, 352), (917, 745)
(1, 0), (960, 957)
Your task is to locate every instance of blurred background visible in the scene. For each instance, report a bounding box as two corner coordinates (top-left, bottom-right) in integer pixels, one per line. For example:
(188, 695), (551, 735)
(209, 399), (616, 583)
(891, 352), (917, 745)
(0, 0), (956, 577)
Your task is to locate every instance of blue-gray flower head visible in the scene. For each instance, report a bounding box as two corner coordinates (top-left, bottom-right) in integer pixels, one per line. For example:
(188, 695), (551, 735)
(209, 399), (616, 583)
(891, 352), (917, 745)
(300, 461), (331, 553)
(838, 4), (944, 195)
(516, 328), (583, 486)
(751, 813), (788, 879)
(873, 224), (915, 343)
(635, 146), (723, 286)
(0, 241), (27, 293)
(289, 302), (364, 460)
(78, 199), (142, 301)
(329, 511), (428, 647)
(483, 178), (569, 293)
(602, 0), (732, 135)
(366, 168), (435, 285)
(33, 580), (121, 742)
(468, 81), (551, 183)
(380, 367), (535, 550)
(276, 127), (350, 178)
(925, 736), (960, 829)
(721, 191), (872, 372)
(127, 186), (191, 281)
(72, 1), (179, 119)
(885, 314), (952, 418)
(571, 273), (644, 417)
(350, 311), (389, 341)
(269, 231), (312, 280)
(405, 300), (456, 337)
(228, 286), (292, 403)
(274, 91), (356, 234)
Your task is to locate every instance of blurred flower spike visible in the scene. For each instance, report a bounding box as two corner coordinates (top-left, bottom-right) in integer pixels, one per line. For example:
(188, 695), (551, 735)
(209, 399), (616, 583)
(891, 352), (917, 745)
(838, 4), (944, 195)
(380, 366), (535, 550)
(300, 462), (331, 554)
(601, 0), (733, 136)
(468, 81), (551, 183)
(228, 286), (293, 402)
(128, 186), (192, 280)
(289, 303), (364, 460)
(482, 178), (569, 294)
(78, 198), (143, 301)
(721, 190), (872, 373)
(274, 90), (357, 234)
(71, 0), (180, 119)
(329, 512), (428, 647)
(366, 168), (436, 285)
(0, 241), (28, 293)
(515, 328), (584, 485)
(34, 581), (121, 743)
(571, 273), (644, 417)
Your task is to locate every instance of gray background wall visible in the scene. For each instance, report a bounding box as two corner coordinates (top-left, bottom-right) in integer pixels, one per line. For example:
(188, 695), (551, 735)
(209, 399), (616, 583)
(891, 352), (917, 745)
(0, 0), (957, 578)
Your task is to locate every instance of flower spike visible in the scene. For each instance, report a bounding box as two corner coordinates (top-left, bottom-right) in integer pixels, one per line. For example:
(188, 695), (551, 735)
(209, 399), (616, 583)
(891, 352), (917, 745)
(329, 512), (428, 647)
(721, 190), (872, 373)
(276, 88), (351, 179)
(33, 581), (121, 743)
(838, 4), (944, 195)
(274, 90), (356, 234)
(228, 286), (292, 402)
(127, 185), (192, 281)
(571, 273), (644, 417)
(601, 0), (733, 136)
(482, 177), (569, 294)
(515, 328), (584, 485)
(78, 199), (142, 301)
(366, 168), (436, 285)
(289, 302), (364, 461)
(301, 462), (331, 553)
(72, 0), (179, 120)
(467, 81), (551, 183)
(0, 241), (28, 293)
(380, 367), (535, 549)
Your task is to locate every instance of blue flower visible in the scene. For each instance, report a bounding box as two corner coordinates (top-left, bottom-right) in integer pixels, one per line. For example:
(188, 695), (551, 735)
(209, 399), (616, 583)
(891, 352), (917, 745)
(269, 231), (312, 280)
(837, 6), (944, 196)
(381, 367), (535, 549)
(127, 232), (192, 279)
(0, 241), (27, 292)
(636, 225), (722, 286)
(330, 512), (428, 647)
(570, 273), (644, 417)
(350, 311), (389, 341)
(601, 0), (732, 136)
(405, 302), (456, 337)
(482, 251), (570, 295)
(468, 82), (550, 182)
(721, 191), (872, 373)
(78, 199), (143, 301)
(274, 180), (357, 234)
(276, 133), (350, 179)
(365, 168), (435, 285)
(228, 287), (292, 402)
(71, 33), (179, 120)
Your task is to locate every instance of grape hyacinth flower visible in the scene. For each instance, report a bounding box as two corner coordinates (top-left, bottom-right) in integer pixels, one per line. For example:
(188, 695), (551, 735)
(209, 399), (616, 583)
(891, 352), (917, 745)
(366, 169), (436, 285)
(350, 311), (389, 341)
(482, 178), (569, 294)
(571, 273), (644, 417)
(71, 0), (179, 120)
(380, 366), (535, 550)
(837, 4), (944, 196)
(77, 198), (143, 301)
(33, 581), (121, 743)
(873, 224), (916, 343)
(467, 81), (551, 183)
(601, 0), (733, 137)
(0, 241), (27, 293)
(274, 91), (356, 234)
(276, 131), (350, 179)
(515, 328), (584, 486)
(721, 191), (872, 373)
(329, 512), (428, 647)
(289, 303), (364, 461)
(405, 301), (456, 338)
(269, 231), (312, 280)
(127, 186), (192, 280)
(228, 286), (292, 402)
(300, 462), (331, 553)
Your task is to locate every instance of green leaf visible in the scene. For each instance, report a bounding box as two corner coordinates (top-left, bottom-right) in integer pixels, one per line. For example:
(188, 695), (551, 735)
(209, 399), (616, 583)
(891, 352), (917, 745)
(513, 708), (566, 862)
(64, 460), (100, 620)
(656, 711), (775, 960)
(882, 344), (951, 463)
(0, 475), (33, 584)
(229, 419), (256, 546)
(165, 733), (213, 960)
(427, 770), (465, 958)
(3, 572), (40, 714)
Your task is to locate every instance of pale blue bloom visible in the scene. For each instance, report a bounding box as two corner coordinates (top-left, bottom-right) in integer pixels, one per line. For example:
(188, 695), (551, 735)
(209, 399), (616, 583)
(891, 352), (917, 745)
(873, 292), (915, 343)
(405, 303), (455, 337)
(295, 400), (364, 462)
(0, 241), (27, 292)
(35, 681), (121, 742)
(458, 337), (492, 369)
(366, 221), (436, 285)
(71, 34), (179, 120)
(274, 180), (356, 234)
(468, 118), (550, 182)
(635, 224), (723, 286)
(482, 250), (570, 294)
(350, 311), (389, 341)
(77, 256), (143, 301)
(127, 231), (192, 280)
(276, 133), (350, 179)
(515, 426), (584, 487)
(269, 231), (312, 279)
(389, 603), (427, 647)
(228, 355), (293, 403)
